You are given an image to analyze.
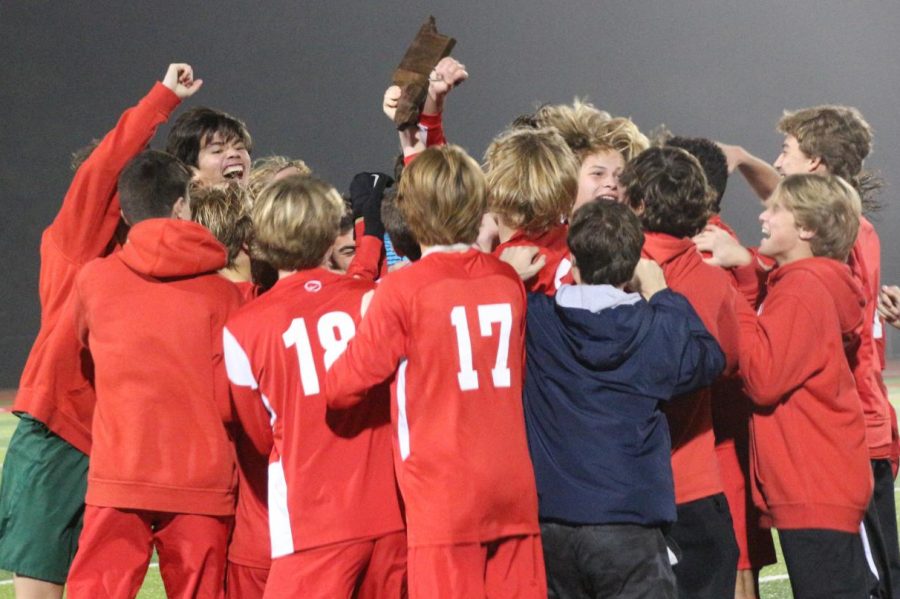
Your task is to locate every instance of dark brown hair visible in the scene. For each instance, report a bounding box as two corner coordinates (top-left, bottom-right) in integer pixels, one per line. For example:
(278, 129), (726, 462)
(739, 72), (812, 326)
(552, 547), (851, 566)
(621, 147), (713, 238)
(568, 201), (643, 286)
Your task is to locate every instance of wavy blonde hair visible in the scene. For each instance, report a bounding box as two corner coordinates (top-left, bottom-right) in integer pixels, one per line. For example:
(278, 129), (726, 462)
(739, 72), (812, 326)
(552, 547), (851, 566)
(248, 155), (313, 202)
(190, 183), (253, 268)
(776, 174), (861, 261)
(484, 127), (578, 235)
(397, 145), (486, 246)
(525, 99), (648, 163)
(251, 175), (344, 271)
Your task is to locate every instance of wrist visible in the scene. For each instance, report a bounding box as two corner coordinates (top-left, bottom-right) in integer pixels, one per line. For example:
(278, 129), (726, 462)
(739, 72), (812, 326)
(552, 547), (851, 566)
(418, 112), (444, 130)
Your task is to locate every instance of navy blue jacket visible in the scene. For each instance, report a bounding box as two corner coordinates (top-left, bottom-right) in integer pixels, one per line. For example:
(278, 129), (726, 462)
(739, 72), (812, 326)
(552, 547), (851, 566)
(524, 286), (725, 526)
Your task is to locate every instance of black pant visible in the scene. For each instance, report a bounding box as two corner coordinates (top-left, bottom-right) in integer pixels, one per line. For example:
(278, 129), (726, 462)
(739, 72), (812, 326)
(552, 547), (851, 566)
(780, 528), (869, 598)
(540, 521), (676, 599)
(871, 458), (900, 599)
(667, 493), (739, 599)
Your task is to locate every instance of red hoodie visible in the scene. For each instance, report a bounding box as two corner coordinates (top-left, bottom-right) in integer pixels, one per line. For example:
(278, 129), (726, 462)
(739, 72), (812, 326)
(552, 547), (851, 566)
(738, 257), (872, 532)
(73, 219), (242, 515)
(642, 232), (741, 504)
(848, 217), (893, 459)
(14, 83), (181, 454)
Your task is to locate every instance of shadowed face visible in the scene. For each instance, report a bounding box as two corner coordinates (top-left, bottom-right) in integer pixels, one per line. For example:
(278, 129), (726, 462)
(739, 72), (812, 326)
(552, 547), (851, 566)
(774, 135), (818, 176)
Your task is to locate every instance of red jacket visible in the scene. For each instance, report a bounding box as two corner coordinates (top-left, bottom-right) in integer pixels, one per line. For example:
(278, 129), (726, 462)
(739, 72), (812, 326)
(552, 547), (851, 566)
(642, 232), (741, 504)
(848, 217), (893, 459)
(74, 219), (242, 515)
(738, 257), (872, 532)
(14, 83), (181, 454)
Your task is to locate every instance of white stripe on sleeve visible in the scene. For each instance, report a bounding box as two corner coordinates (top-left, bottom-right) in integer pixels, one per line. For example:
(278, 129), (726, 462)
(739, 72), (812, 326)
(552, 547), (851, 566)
(223, 327), (258, 389)
(268, 460), (294, 558)
(397, 359), (411, 461)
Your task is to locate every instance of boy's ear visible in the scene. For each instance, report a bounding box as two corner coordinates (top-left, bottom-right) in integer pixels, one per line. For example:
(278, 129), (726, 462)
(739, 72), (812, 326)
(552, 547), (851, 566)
(570, 260), (583, 285)
(809, 155), (826, 173)
(631, 199), (646, 216)
(171, 196), (191, 220)
(798, 226), (815, 241)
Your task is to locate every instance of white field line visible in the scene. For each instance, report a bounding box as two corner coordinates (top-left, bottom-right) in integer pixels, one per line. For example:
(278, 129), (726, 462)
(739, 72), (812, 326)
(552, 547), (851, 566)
(0, 562), (160, 586)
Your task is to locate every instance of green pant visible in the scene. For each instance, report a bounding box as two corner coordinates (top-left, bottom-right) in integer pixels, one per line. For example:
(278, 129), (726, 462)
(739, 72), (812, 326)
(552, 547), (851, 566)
(0, 414), (88, 584)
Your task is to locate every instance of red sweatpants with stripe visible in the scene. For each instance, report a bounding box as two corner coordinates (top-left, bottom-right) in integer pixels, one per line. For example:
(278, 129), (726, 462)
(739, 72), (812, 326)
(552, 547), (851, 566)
(408, 534), (546, 599)
(263, 531), (407, 599)
(66, 505), (231, 599)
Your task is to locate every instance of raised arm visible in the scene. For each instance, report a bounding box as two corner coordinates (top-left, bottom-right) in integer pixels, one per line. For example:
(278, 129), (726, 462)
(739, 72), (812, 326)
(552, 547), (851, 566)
(323, 281), (407, 409)
(717, 142), (780, 201)
(52, 63), (201, 263)
(384, 56), (467, 164)
(345, 172), (393, 281)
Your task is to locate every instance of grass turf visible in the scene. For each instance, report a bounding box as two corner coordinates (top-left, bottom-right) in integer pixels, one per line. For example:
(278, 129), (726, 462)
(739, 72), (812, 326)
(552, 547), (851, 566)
(2, 372), (900, 597)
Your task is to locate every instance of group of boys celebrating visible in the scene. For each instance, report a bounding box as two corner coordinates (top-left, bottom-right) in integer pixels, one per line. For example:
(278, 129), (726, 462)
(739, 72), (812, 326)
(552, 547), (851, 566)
(0, 57), (897, 599)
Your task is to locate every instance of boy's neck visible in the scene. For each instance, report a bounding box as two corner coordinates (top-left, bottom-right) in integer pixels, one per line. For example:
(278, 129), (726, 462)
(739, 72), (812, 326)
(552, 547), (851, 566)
(420, 243), (472, 257)
(497, 218), (517, 244)
(218, 266), (250, 283)
(217, 251), (252, 283)
(774, 244), (815, 267)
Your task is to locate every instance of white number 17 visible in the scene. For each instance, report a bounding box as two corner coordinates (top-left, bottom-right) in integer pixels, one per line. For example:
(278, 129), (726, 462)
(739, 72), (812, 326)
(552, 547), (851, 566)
(450, 304), (512, 391)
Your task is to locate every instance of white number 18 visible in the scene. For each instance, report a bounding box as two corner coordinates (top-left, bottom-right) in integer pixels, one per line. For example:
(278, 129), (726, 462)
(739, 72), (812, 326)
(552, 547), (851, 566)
(282, 311), (356, 396)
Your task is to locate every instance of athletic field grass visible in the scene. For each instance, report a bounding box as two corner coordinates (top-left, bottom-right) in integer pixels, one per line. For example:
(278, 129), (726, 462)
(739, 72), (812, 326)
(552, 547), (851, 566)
(1, 371), (899, 597)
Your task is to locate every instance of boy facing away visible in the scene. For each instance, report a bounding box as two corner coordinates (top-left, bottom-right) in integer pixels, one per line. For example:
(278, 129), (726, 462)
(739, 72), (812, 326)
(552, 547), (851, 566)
(66, 150), (243, 599)
(484, 127), (579, 294)
(0, 64), (199, 599)
(737, 173), (873, 598)
(523, 200), (725, 598)
(223, 175), (405, 598)
(324, 145), (545, 598)
(621, 146), (742, 599)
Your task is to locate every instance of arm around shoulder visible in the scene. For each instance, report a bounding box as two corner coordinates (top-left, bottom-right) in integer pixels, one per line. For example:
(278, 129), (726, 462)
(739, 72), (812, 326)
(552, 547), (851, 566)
(717, 142), (780, 200)
(52, 65), (190, 261)
(324, 281), (408, 409)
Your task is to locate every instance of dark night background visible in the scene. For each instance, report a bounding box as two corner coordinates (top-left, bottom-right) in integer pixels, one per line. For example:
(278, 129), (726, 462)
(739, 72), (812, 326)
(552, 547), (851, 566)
(2, 1), (899, 386)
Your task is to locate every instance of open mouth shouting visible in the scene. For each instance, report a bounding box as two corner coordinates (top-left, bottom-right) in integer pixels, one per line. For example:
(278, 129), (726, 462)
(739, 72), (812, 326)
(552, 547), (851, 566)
(223, 164), (246, 180)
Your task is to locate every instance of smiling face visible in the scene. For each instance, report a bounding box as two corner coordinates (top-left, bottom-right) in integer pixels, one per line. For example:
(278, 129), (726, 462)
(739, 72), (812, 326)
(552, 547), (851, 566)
(774, 135), (819, 176)
(573, 148), (625, 212)
(195, 133), (251, 187)
(758, 191), (812, 265)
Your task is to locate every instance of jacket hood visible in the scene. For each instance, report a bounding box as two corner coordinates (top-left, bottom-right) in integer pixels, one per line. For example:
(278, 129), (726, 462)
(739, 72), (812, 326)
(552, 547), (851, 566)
(641, 232), (700, 283)
(550, 285), (651, 370)
(770, 257), (864, 334)
(119, 218), (227, 278)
